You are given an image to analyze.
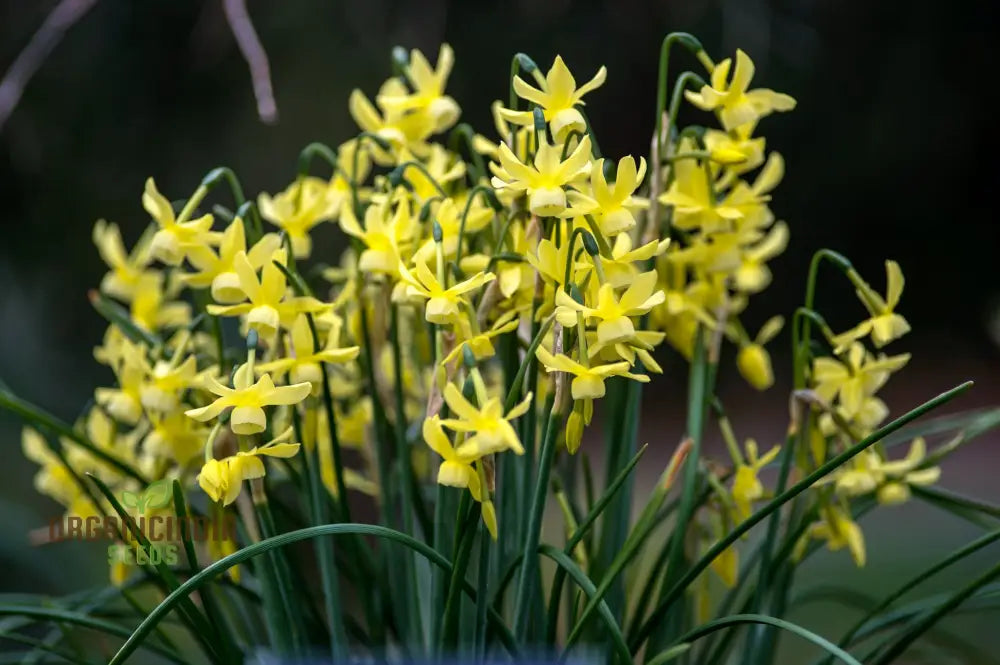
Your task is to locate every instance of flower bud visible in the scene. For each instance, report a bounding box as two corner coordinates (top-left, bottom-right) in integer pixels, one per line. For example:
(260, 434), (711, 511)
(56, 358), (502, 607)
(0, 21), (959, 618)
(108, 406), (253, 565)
(566, 409), (584, 454)
(709, 146), (749, 165)
(532, 107), (546, 135)
(514, 52), (538, 74)
(482, 500), (498, 540)
(737, 343), (773, 391)
(877, 481), (910, 505)
(391, 46), (408, 73)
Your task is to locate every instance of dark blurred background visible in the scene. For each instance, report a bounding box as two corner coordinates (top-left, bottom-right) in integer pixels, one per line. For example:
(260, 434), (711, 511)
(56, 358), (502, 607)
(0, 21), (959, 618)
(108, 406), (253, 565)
(2, 0), (1000, 658)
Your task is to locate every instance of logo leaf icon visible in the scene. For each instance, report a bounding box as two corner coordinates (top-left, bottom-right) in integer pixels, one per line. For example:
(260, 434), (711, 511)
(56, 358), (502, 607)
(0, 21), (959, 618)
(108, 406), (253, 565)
(143, 480), (173, 510)
(120, 490), (140, 509)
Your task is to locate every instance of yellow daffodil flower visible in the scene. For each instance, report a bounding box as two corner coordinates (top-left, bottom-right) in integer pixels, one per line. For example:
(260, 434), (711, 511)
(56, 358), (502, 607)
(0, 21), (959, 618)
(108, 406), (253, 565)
(412, 197), (493, 263)
(720, 153), (784, 230)
(198, 434), (301, 505)
(493, 220), (536, 299)
(23, 428), (100, 518)
(395, 260), (495, 324)
(812, 343), (910, 421)
(594, 234), (670, 288)
(586, 329), (666, 374)
(825, 437), (940, 506)
(807, 503), (866, 566)
(139, 353), (199, 413)
(500, 55), (606, 141)
(876, 437), (940, 504)
(332, 138), (372, 196)
(535, 346), (649, 400)
(736, 315), (783, 390)
(377, 44), (460, 132)
(710, 543), (740, 589)
(185, 363), (312, 435)
(704, 122), (766, 174)
(129, 273), (192, 333)
(95, 337), (147, 425)
(733, 221), (788, 293)
(143, 412), (208, 467)
(444, 311), (521, 364)
(473, 100), (540, 179)
(568, 156), (648, 236)
(439, 383), (531, 456)
(182, 217), (282, 303)
(555, 270), (665, 345)
(422, 415), (483, 500)
(93, 220), (156, 301)
(685, 49), (796, 130)
(526, 236), (573, 287)
(490, 135), (592, 216)
(339, 197), (416, 276)
(731, 438), (780, 520)
(334, 398), (372, 449)
(658, 142), (742, 232)
(207, 248), (330, 338)
(255, 314), (360, 388)
(258, 177), (341, 259)
(143, 178), (216, 265)
(349, 80), (434, 164)
(832, 260), (911, 351)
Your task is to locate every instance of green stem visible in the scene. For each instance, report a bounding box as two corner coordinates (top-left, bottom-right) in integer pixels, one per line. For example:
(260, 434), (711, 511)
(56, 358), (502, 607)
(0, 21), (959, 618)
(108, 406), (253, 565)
(653, 33), (706, 154)
(390, 303), (424, 648)
(302, 413), (348, 660)
(439, 500), (480, 652)
(251, 482), (307, 656)
(652, 329), (710, 648)
(513, 401), (564, 640)
(391, 161), (448, 197)
(448, 123), (487, 183)
(796, 249), (853, 387)
(454, 185), (501, 267)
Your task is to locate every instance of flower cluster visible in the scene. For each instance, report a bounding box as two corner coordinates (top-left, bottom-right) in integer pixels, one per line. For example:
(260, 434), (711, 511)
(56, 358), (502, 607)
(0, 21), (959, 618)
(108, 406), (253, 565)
(16, 39), (962, 634)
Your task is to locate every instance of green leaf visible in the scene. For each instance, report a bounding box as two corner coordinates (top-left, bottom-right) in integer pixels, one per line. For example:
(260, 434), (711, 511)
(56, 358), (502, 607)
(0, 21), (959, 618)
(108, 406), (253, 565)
(0, 606), (186, 665)
(540, 545), (630, 663)
(512, 401), (562, 640)
(0, 629), (95, 665)
(870, 559), (1000, 665)
(0, 388), (148, 485)
(671, 614), (862, 665)
(629, 381), (974, 653)
(914, 485), (1000, 524)
(837, 526), (1000, 658)
(171, 481), (239, 662)
(87, 474), (221, 663)
(107, 523), (520, 665)
(645, 643), (693, 665)
(547, 445), (649, 640)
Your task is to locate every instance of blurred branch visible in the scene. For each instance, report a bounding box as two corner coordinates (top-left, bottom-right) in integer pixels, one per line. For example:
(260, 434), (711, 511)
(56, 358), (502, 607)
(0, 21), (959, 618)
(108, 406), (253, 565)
(0, 0), (98, 132)
(222, 0), (278, 124)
